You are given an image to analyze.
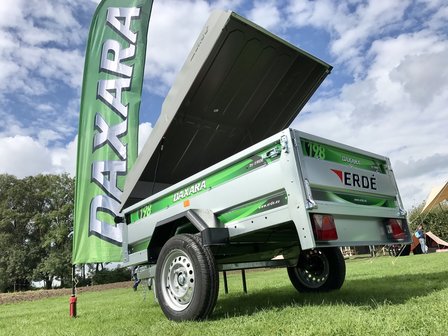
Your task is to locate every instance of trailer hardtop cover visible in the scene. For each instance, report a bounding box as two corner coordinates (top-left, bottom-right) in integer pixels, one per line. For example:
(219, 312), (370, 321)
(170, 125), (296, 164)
(121, 10), (332, 208)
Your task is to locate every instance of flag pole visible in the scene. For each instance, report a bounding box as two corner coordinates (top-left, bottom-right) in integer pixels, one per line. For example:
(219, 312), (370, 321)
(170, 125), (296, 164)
(70, 264), (77, 318)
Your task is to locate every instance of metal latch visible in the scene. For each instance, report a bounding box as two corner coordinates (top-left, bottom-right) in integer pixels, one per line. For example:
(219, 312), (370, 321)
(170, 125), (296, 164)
(304, 179), (317, 210)
(280, 135), (289, 153)
(266, 147), (281, 159)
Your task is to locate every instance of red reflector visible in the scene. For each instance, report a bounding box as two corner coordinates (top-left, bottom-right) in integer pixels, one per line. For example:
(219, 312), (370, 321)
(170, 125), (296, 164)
(311, 214), (338, 241)
(385, 219), (406, 240)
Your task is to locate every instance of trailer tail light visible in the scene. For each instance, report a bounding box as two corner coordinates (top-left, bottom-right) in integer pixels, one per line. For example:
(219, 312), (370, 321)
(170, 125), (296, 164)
(385, 219), (406, 240)
(311, 214), (338, 241)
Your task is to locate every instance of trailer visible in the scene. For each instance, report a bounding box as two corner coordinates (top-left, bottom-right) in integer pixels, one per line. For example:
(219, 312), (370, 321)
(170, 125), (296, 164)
(118, 11), (411, 321)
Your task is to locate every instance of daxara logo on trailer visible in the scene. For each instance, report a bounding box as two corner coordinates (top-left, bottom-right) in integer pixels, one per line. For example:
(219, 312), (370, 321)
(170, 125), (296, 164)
(173, 180), (207, 202)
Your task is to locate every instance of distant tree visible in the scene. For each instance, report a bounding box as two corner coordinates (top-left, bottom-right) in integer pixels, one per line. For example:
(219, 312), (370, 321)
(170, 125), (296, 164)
(408, 202), (448, 241)
(0, 174), (74, 292)
(91, 267), (130, 285)
(0, 175), (36, 291)
(31, 174), (74, 289)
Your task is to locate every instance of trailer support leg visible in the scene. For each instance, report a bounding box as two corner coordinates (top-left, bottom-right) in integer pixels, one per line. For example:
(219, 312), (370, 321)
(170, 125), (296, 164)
(242, 269), (247, 294)
(223, 271), (228, 294)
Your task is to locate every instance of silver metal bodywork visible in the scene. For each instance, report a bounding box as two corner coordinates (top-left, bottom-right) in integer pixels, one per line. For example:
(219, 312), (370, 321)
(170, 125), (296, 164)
(122, 128), (410, 269)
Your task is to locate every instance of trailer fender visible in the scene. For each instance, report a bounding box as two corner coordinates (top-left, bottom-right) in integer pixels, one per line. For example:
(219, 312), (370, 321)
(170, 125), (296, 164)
(147, 209), (229, 262)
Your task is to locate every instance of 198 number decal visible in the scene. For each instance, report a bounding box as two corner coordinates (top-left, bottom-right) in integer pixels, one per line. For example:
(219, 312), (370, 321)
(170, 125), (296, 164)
(139, 204), (152, 219)
(305, 141), (326, 159)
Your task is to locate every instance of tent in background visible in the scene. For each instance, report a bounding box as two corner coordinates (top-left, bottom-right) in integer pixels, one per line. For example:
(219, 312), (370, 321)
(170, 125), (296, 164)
(421, 181), (448, 213)
(411, 231), (448, 254)
(426, 231), (448, 251)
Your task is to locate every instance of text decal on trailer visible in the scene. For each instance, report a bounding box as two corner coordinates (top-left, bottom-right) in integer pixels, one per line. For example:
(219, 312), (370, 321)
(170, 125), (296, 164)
(129, 143), (283, 223)
(173, 180), (207, 202)
(301, 139), (387, 173)
(331, 169), (377, 190)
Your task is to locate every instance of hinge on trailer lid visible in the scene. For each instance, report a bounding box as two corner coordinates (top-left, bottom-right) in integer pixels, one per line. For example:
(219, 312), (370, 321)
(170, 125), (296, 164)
(398, 208), (407, 217)
(266, 147), (281, 159)
(304, 179), (318, 210)
(280, 135), (289, 153)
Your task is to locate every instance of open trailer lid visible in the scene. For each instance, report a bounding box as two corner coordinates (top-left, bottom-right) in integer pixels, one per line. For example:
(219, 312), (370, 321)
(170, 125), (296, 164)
(121, 10), (332, 208)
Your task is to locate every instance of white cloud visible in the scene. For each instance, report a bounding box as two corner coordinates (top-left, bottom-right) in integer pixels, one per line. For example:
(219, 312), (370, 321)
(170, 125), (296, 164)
(287, 0), (412, 74)
(293, 25), (448, 208)
(138, 122), (153, 154)
(0, 0), (89, 101)
(210, 0), (244, 11)
(144, 0), (212, 95)
(286, 0), (339, 30)
(247, 1), (282, 31)
(38, 129), (64, 147)
(389, 47), (448, 108)
(0, 134), (78, 178)
(0, 122), (153, 179)
(394, 154), (448, 180)
(0, 0), (26, 28)
(51, 136), (78, 176)
(0, 136), (53, 177)
(142, 0), (259, 96)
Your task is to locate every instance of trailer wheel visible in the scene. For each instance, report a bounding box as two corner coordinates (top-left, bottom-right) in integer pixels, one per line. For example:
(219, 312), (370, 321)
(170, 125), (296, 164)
(400, 244), (411, 256)
(388, 244), (410, 256)
(155, 234), (219, 321)
(287, 247), (346, 292)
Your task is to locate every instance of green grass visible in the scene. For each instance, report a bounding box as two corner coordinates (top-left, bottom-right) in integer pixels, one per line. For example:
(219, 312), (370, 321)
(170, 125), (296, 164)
(1, 253), (448, 336)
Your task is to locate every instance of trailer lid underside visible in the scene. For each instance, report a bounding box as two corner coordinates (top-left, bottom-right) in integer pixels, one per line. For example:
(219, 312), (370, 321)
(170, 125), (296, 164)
(121, 11), (332, 208)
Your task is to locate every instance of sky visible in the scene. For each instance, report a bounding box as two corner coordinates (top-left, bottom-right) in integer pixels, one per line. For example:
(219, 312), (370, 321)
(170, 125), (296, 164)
(0, 0), (447, 210)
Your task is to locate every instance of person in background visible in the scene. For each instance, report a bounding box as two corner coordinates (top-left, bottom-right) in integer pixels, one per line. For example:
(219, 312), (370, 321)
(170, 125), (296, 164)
(415, 224), (428, 254)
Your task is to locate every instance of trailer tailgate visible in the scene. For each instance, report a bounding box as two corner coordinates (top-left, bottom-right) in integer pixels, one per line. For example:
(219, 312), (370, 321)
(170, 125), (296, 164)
(293, 130), (411, 246)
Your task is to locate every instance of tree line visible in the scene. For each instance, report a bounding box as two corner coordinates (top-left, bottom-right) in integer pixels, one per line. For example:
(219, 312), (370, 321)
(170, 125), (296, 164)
(0, 174), (131, 293)
(408, 202), (448, 240)
(0, 174), (73, 292)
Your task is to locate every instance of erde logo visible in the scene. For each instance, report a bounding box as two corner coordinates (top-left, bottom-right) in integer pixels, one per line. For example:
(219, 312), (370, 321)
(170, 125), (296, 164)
(331, 169), (377, 190)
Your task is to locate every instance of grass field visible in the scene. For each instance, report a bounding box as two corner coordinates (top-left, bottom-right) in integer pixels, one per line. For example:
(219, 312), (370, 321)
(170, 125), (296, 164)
(1, 253), (447, 336)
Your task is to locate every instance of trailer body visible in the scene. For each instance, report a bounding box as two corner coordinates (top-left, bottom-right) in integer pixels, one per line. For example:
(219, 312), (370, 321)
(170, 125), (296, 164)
(122, 128), (409, 268)
(117, 10), (410, 321)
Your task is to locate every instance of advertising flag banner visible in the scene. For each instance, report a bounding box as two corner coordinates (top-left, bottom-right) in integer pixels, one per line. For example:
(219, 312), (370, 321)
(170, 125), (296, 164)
(73, 0), (153, 264)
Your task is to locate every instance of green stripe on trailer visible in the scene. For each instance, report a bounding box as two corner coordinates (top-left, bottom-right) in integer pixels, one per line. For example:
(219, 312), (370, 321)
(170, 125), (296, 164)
(218, 191), (288, 224)
(312, 189), (396, 208)
(128, 143), (282, 223)
(129, 240), (149, 253)
(301, 138), (386, 173)
(129, 192), (288, 253)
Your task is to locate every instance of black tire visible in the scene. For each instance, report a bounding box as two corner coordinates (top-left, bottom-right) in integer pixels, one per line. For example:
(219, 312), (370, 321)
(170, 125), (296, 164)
(388, 245), (400, 257)
(155, 234), (219, 321)
(399, 244), (411, 256)
(190, 233), (219, 318)
(287, 247), (346, 292)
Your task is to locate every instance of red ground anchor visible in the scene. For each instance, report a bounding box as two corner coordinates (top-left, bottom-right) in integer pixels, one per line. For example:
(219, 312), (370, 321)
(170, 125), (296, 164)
(69, 295), (77, 318)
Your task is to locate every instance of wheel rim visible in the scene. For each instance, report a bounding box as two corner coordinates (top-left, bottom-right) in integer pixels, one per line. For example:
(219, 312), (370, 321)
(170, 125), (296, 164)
(160, 249), (195, 311)
(295, 249), (329, 288)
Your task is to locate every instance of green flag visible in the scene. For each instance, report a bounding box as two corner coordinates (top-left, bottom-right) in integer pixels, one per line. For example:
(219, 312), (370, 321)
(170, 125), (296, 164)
(73, 0), (153, 264)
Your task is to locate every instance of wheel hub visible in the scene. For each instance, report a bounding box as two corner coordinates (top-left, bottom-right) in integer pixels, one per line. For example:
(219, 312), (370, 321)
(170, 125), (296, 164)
(161, 249), (195, 311)
(177, 272), (186, 286)
(297, 249), (329, 288)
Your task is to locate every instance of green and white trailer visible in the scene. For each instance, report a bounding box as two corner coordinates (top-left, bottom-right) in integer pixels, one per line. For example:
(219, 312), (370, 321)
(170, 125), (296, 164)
(118, 11), (411, 321)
